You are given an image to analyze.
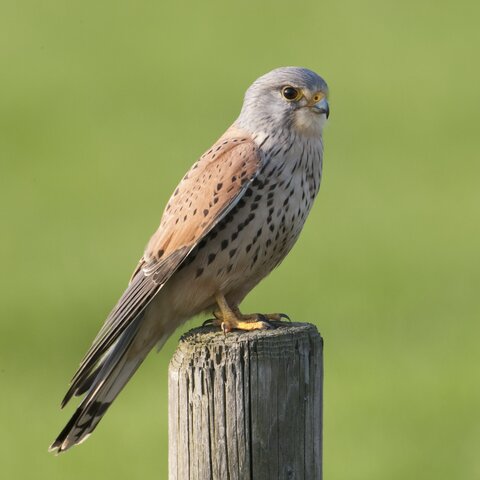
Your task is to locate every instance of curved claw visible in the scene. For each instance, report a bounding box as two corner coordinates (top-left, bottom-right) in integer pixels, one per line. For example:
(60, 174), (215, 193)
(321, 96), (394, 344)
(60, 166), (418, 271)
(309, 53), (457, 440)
(221, 322), (231, 335)
(202, 318), (217, 327)
(264, 313), (291, 322)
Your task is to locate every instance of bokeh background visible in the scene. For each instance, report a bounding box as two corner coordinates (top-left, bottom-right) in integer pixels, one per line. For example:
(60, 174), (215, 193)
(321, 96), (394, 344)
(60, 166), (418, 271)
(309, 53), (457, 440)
(1, 0), (479, 478)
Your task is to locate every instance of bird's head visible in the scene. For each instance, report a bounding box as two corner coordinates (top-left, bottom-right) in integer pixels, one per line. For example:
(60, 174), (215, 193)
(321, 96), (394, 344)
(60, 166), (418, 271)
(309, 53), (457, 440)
(237, 67), (329, 138)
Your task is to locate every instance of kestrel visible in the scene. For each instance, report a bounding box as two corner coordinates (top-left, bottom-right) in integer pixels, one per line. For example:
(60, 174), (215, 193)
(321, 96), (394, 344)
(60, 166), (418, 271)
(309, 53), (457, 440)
(50, 66), (330, 453)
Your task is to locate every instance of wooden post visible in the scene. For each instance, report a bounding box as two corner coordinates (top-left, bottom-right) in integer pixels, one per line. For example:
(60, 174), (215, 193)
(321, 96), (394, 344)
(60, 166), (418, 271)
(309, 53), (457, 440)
(168, 322), (323, 480)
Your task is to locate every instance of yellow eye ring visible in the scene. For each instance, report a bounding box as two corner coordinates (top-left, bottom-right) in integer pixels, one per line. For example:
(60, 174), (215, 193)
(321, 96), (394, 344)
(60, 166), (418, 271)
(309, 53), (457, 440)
(312, 92), (325, 103)
(281, 86), (302, 101)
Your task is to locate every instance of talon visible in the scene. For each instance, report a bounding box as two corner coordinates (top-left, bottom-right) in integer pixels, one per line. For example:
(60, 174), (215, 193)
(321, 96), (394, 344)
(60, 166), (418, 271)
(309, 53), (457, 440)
(221, 322), (231, 335)
(202, 318), (215, 327)
(265, 313), (290, 322)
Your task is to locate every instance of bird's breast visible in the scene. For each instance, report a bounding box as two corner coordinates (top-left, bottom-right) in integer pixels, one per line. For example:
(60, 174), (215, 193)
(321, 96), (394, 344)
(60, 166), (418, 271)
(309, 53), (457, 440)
(167, 135), (323, 316)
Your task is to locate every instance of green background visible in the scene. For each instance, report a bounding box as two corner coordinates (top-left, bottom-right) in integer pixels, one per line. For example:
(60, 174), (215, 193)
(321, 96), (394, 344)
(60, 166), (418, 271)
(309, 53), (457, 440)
(1, 0), (479, 478)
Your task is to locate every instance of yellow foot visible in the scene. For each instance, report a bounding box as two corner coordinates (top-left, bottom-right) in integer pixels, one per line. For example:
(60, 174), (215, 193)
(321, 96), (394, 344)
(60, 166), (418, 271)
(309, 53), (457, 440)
(202, 312), (272, 332)
(202, 294), (291, 333)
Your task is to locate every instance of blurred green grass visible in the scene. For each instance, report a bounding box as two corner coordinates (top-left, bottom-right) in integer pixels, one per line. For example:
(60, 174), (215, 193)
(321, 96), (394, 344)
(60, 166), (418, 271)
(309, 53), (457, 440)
(1, 0), (479, 478)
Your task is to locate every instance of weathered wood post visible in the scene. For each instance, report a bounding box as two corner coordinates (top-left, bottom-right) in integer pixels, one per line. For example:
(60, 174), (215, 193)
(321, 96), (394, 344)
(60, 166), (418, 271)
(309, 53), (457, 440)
(168, 322), (323, 480)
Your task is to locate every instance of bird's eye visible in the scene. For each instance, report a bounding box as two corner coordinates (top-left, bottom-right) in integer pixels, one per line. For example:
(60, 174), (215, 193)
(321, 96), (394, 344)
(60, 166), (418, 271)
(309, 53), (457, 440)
(281, 86), (302, 101)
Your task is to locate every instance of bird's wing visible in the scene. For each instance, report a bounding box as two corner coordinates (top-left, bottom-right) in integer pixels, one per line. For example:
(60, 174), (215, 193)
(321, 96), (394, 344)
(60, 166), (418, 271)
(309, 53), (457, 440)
(63, 128), (263, 405)
(143, 130), (262, 267)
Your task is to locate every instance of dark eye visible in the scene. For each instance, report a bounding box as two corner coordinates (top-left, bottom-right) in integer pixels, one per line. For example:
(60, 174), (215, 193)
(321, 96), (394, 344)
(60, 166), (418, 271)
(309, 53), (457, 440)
(281, 86), (301, 101)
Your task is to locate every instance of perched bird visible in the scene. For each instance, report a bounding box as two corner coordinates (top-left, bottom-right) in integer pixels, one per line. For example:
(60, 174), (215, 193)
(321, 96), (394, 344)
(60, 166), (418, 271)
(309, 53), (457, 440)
(49, 66), (330, 453)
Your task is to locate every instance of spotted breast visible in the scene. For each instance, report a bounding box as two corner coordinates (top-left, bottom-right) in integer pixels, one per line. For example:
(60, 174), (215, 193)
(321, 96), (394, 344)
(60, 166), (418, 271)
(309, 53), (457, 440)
(166, 129), (323, 316)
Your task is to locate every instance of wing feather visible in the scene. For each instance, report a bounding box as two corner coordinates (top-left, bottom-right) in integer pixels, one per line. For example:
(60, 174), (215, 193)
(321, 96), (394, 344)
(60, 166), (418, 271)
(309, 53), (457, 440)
(144, 129), (262, 265)
(63, 129), (262, 405)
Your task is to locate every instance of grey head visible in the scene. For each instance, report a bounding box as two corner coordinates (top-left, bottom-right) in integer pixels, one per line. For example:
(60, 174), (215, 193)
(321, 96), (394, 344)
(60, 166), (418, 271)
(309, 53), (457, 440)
(236, 67), (329, 138)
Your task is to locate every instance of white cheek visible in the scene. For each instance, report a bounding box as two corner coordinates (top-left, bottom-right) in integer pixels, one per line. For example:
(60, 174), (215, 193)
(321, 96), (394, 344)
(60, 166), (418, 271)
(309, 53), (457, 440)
(293, 109), (326, 136)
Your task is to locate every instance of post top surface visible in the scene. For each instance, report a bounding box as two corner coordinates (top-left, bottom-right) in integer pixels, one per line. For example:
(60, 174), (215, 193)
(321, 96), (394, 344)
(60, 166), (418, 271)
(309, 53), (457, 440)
(177, 322), (321, 350)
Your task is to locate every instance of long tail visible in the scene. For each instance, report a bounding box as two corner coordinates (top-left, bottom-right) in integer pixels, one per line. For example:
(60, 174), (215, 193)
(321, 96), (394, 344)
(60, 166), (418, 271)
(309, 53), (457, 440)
(49, 314), (157, 454)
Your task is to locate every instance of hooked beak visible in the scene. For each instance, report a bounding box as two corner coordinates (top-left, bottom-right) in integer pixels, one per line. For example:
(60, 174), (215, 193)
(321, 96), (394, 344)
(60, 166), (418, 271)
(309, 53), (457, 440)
(310, 97), (330, 118)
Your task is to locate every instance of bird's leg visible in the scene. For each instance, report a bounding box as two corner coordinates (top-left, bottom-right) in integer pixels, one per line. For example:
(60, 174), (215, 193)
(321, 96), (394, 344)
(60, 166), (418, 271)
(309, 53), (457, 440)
(204, 293), (289, 333)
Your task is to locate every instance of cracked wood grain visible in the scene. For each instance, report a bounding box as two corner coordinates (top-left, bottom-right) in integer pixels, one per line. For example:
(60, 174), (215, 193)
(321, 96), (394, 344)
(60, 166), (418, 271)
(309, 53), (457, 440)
(168, 322), (323, 480)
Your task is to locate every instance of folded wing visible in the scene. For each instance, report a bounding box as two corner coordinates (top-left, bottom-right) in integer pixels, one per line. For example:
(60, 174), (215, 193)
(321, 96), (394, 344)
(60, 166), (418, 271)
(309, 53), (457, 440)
(61, 129), (263, 408)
